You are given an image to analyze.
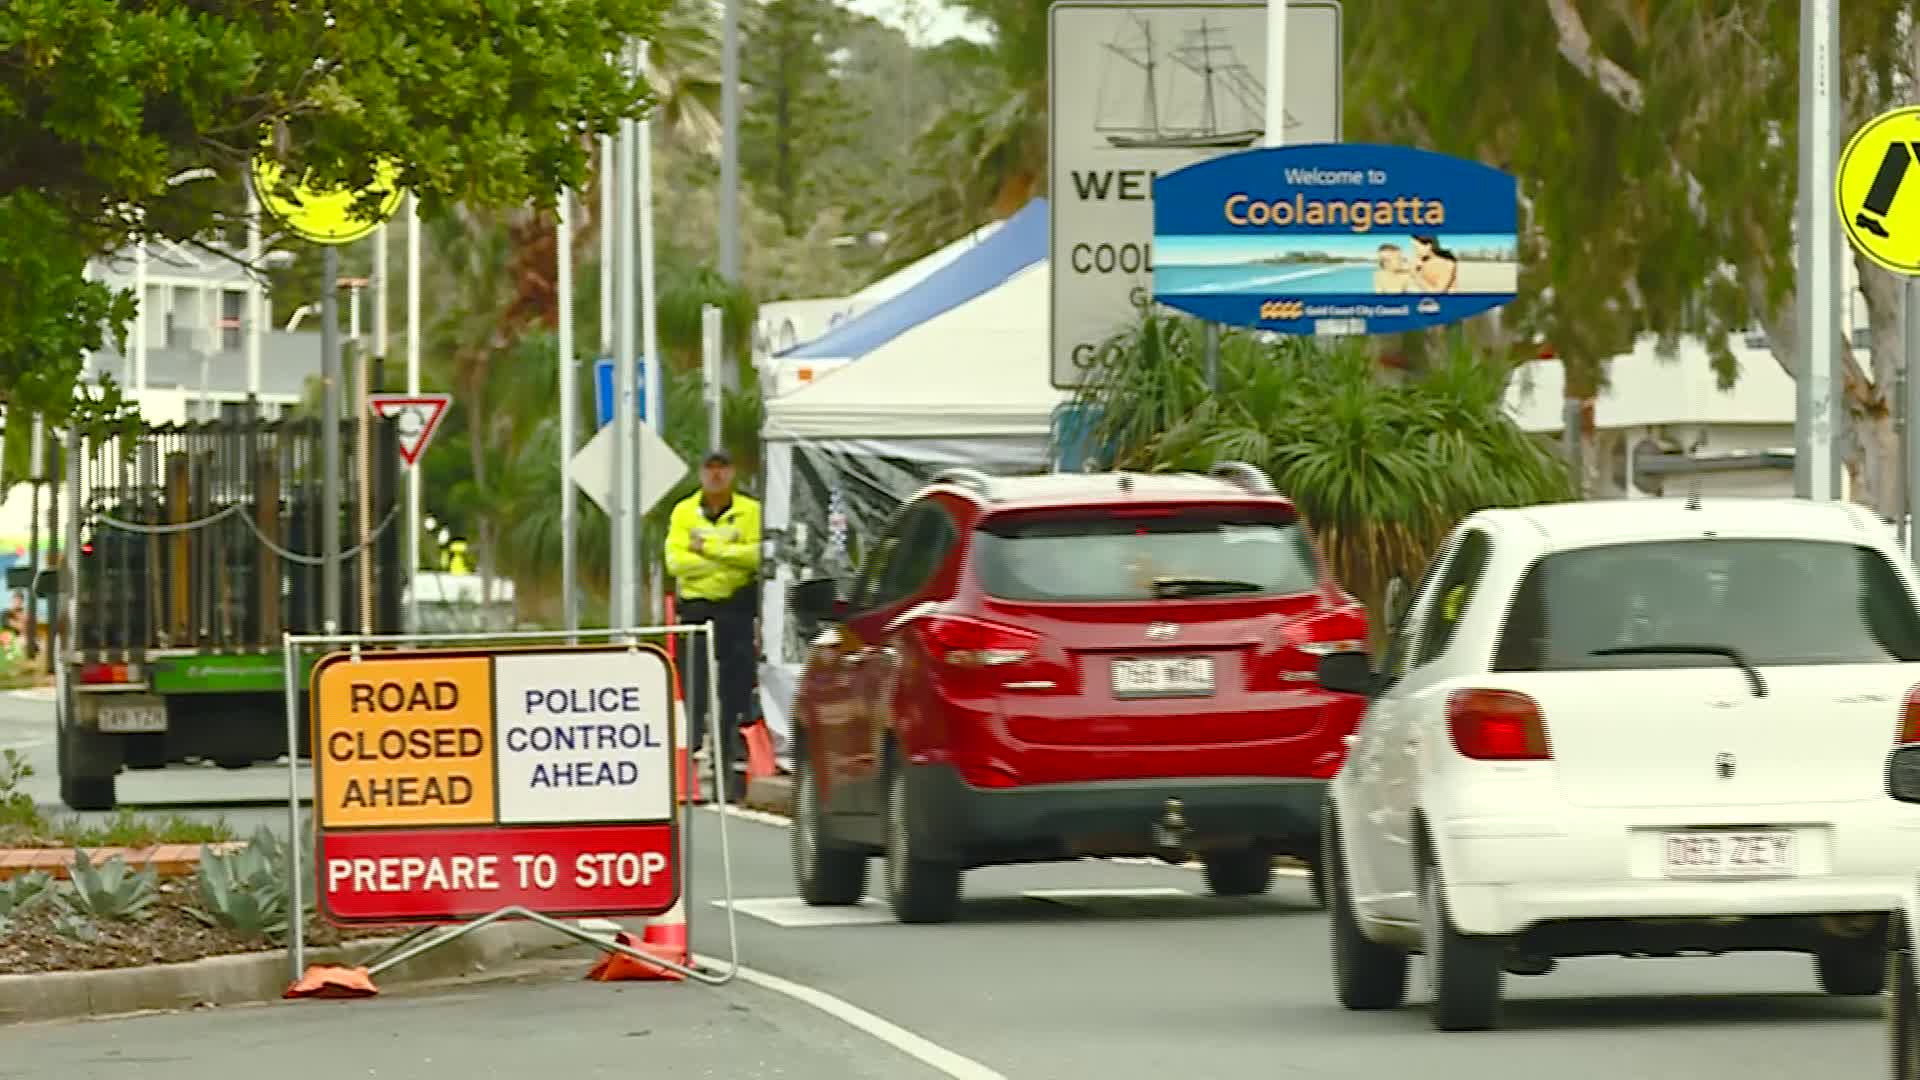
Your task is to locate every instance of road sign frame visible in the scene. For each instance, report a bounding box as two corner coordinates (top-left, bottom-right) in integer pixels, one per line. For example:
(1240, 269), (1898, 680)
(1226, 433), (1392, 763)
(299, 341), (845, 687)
(367, 393), (452, 466)
(1048, 0), (1343, 389)
(282, 626), (742, 988)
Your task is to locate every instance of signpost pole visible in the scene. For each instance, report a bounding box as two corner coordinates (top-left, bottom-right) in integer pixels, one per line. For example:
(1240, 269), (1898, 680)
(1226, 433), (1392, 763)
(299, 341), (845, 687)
(639, 42), (665, 623)
(560, 190), (580, 636)
(1800, 0), (1839, 501)
(321, 246), (342, 633)
(613, 48), (638, 629)
(1265, 0), (1288, 150)
(1908, 278), (1920, 561)
(406, 195), (422, 632)
(702, 304), (723, 454)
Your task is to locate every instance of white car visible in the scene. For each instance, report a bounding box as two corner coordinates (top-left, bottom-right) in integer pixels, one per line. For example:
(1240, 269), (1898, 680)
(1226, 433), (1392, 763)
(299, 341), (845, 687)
(1882, 750), (1920, 1078)
(1315, 497), (1920, 1031)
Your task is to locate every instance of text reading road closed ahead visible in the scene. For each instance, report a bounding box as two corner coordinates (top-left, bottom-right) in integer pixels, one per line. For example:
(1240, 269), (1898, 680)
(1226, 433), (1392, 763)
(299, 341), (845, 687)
(318, 658), (494, 828)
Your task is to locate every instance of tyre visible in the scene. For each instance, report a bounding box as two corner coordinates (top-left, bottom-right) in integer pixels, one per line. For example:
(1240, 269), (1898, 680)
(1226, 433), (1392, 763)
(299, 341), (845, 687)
(791, 749), (868, 906)
(1892, 929), (1918, 1080)
(882, 765), (961, 924)
(1326, 809), (1409, 1011)
(1814, 934), (1886, 996)
(1202, 848), (1274, 897)
(1302, 852), (1327, 910)
(59, 775), (115, 812)
(1418, 849), (1504, 1031)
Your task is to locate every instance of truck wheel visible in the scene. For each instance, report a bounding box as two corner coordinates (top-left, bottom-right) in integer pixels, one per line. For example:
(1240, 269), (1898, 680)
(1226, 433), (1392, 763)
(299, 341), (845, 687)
(1202, 848), (1274, 897)
(57, 696), (121, 811)
(59, 776), (116, 812)
(792, 750), (867, 906)
(883, 765), (960, 924)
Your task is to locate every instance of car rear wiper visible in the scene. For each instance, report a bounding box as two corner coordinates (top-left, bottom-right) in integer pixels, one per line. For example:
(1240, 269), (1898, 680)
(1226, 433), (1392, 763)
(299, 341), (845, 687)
(1151, 577), (1264, 599)
(1589, 643), (1767, 697)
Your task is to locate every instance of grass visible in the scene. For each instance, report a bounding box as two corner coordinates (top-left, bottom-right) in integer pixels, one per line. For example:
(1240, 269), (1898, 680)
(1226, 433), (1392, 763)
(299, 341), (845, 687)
(0, 651), (51, 691)
(0, 750), (237, 849)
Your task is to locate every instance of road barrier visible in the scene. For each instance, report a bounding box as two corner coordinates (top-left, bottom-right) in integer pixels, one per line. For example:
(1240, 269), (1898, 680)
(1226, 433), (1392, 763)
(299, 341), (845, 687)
(279, 625), (741, 997)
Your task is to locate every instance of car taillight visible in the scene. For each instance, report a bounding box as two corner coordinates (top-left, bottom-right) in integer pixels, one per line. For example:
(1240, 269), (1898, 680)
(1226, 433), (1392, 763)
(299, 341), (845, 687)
(1447, 689), (1550, 761)
(1260, 605), (1370, 683)
(1899, 685), (1920, 743)
(919, 615), (1046, 693)
(79, 662), (136, 685)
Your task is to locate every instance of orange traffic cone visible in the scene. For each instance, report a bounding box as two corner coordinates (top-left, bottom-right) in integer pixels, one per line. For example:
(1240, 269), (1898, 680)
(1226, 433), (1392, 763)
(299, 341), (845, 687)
(742, 719), (777, 782)
(642, 898), (690, 963)
(583, 930), (686, 983)
(284, 965), (379, 999)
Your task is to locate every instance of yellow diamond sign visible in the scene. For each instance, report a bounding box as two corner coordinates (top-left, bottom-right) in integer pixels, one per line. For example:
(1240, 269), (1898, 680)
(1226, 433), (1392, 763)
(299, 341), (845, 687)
(250, 153), (404, 246)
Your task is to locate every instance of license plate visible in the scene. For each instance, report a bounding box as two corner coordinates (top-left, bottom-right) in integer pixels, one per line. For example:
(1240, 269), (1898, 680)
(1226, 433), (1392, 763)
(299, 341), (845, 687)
(1110, 656), (1214, 698)
(97, 706), (167, 734)
(1662, 830), (1796, 879)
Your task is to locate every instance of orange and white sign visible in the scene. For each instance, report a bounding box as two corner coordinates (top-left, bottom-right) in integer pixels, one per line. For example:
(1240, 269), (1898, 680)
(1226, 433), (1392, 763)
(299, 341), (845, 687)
(309, 644), (680, 924)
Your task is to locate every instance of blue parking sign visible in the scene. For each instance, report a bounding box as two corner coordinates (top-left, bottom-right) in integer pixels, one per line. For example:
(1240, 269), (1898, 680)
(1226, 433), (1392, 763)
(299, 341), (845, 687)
(593, 357), (648, 429)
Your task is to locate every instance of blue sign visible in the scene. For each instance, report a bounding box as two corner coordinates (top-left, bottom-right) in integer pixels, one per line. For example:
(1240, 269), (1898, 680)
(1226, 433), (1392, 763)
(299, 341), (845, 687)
(592, 357), (648, 428)
(1153, 144), (1519, 336)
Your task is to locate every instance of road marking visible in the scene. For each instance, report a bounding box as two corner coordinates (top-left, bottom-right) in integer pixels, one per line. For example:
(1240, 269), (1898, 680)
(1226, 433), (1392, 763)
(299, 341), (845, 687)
(1023, 887), (1193, 901)
(699, 953), (1008, 1080)
(714, 896), (897, 927)
(0, 738), (50, 751)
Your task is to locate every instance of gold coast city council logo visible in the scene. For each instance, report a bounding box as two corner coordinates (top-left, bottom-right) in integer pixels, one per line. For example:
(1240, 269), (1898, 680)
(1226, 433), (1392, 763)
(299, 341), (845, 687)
(1259, 299), (1305, 320)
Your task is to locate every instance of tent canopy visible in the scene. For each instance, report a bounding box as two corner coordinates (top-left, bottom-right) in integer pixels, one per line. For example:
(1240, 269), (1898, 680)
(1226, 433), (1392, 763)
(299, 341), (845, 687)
(777, 198), (1047, 362)
(765, 263), (1063, 441)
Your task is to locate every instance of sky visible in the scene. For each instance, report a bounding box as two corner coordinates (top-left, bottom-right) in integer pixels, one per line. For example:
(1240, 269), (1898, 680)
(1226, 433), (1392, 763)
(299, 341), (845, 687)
(1156, 233), (1518, 265)
(836, 0), (992, 45)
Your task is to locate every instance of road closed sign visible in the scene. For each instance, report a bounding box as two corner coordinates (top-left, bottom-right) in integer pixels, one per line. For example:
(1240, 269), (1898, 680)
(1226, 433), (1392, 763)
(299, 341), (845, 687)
(310, 644), (679, 924)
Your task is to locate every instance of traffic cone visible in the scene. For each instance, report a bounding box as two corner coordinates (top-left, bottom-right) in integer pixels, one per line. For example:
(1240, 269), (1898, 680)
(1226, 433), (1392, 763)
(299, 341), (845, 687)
(583, 929), (685, 983)
(742, 719), (777, 782)
(642, 897), (690, 963)
(664, 596), (702, 805)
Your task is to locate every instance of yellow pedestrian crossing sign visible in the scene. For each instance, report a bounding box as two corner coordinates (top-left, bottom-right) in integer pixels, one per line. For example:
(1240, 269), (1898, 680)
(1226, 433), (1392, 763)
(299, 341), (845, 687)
(250, 152), (404, 247)
(1837, 105), (1920, 276)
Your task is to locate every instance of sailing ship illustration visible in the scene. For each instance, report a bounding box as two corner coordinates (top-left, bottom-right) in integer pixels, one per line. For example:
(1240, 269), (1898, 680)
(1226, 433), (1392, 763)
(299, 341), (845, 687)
(1095, 14), (1296, 149)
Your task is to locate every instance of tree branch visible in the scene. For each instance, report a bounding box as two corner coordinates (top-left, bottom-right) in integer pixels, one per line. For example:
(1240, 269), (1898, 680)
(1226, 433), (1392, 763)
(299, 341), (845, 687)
(1545, 0), (1645, 112)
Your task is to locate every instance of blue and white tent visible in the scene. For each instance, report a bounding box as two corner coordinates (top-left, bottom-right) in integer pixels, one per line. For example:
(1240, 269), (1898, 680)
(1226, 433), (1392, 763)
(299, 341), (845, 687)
(755, 199), (1059, 753)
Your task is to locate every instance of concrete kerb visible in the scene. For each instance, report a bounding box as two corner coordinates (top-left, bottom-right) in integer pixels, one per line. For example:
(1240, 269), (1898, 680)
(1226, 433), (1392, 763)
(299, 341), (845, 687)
(0, 918), (582, 1026)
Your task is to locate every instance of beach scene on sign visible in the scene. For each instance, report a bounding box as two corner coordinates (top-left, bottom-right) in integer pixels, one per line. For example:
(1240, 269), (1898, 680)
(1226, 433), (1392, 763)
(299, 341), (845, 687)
(1154, 233), (1520, 297)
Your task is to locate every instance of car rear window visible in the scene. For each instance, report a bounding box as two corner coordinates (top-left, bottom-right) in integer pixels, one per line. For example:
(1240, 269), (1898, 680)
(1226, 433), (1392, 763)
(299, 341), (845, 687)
(1491, 538), (1920, 670)
(972, 507), (1322, 602)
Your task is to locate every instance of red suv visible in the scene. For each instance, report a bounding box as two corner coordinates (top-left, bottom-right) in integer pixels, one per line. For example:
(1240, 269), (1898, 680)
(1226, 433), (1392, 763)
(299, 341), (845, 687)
(785, 462), (1370, 923)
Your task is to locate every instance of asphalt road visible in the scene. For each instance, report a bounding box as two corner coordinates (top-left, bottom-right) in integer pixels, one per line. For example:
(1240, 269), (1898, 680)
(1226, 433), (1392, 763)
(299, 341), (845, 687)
(0, 688), (1894, 1077)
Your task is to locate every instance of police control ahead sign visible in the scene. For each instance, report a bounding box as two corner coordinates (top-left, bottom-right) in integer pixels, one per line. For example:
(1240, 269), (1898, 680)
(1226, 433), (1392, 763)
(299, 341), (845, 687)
(1152, 143), (1519, 335)
(309, 643), (679, 924)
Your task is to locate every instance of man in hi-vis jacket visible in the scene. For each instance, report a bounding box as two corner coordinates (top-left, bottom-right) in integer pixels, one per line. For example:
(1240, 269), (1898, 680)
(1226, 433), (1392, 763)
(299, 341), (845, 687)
(663, 450), (761, 800)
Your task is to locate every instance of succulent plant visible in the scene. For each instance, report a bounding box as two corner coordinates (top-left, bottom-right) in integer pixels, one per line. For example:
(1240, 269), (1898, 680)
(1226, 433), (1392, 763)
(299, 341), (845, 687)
(190, 827), (295, 940)
(50, 910), (98, 943)
(60, 851), (159, 922)
(0, 870), (55, 917)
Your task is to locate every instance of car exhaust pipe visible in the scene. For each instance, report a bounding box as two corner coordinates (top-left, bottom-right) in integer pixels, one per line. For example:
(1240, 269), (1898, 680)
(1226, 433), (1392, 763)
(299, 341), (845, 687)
(1151, 797), (1189, 861)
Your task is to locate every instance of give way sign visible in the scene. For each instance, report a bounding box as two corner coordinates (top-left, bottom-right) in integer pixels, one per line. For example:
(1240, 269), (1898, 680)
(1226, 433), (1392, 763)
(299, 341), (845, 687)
(367, 394), (452, 467)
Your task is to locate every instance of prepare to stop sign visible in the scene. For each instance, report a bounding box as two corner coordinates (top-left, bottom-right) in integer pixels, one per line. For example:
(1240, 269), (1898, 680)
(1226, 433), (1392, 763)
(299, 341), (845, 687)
(309, 644), (679, 924)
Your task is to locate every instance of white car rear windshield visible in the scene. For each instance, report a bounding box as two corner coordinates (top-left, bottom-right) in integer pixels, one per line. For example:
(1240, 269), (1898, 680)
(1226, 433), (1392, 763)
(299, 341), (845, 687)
(972, 508), (1322, 602)
(1492, 538), (1920, 670)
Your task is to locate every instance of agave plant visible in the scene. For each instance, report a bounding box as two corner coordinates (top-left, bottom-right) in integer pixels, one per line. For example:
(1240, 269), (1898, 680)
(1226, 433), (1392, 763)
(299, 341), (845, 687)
(0, 870), (54, 917)
(60, 851), (159, 922)
(190, 826), (313, 941)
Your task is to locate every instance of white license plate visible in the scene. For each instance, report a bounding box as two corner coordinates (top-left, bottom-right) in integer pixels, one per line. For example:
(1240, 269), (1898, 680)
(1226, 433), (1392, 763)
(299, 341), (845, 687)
(1662, 830), (1796, 879)
(97, 706), (167, 734)
(1110, 656), (1215, 698)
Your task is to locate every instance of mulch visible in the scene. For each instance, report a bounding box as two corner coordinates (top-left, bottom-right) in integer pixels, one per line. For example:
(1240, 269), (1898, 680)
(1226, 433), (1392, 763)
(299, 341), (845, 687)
(0, 881), (399, 975)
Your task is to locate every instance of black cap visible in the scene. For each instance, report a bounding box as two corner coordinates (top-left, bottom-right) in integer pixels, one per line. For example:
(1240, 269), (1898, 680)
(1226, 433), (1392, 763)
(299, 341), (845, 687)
(703, 449), (732, 467)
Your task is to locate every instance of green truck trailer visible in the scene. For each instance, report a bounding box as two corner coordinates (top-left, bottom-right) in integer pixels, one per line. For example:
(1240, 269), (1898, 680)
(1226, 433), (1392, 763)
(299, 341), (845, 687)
(41, 413), (406, 810)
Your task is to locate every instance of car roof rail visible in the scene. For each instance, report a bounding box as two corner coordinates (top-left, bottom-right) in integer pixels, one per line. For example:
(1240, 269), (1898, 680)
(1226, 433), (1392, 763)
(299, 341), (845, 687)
(929, 467), (995, 500)
(1208, 460), (1275, 494)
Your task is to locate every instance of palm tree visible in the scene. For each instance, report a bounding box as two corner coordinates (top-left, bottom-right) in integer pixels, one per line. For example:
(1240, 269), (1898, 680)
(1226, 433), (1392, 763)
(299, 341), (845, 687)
(1070, 314), (1574, 638)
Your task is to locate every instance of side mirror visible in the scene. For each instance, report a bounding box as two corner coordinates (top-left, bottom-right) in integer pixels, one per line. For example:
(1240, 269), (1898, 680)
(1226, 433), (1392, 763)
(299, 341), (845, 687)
(1316, 651), (1380, 697)
(789, 577), (846, 625)
(1890, 745), (1920, 803)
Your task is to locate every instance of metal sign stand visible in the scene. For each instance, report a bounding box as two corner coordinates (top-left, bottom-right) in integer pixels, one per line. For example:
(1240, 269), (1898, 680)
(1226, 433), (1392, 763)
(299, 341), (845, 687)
(281, 624), (741, 986)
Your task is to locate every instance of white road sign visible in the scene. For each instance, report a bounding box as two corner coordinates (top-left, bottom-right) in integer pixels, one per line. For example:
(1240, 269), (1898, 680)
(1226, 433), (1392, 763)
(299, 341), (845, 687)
(570, 418), (690, 518)
(1049, 0), (1343, 388)
(492, 649), (675, 824)
(367, 393), (452, 466)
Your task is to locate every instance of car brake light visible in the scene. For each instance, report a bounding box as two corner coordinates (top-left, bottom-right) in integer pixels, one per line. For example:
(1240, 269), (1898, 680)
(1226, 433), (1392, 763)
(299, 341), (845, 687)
(1899, 685), (1920, 743)
(1447, 689), (1550, 761)
(922, 615), (1038, 669)
(79, 662), (136, 685)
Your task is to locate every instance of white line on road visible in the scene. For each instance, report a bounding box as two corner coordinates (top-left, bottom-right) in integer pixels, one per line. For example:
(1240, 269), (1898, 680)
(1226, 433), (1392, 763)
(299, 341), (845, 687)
(699, 954), (1009, 1080)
